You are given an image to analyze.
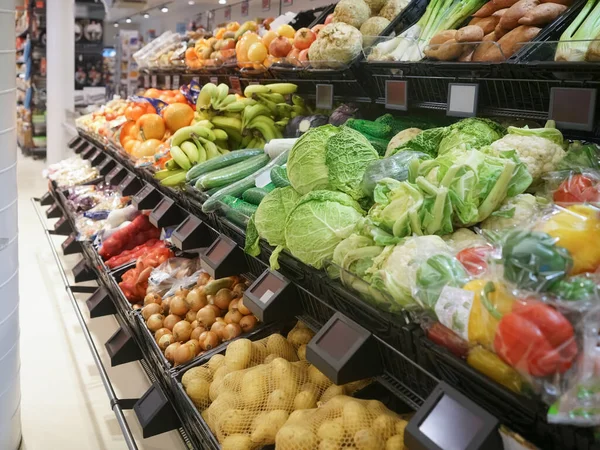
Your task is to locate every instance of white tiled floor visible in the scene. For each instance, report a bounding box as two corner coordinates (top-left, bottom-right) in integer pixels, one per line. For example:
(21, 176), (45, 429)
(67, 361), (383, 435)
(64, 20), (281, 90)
(17, 153), (188, 450)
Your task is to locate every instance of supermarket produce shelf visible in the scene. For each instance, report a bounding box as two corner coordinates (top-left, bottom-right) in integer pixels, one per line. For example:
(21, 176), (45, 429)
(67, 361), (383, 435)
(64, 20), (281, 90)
(70, 131), (600, 450)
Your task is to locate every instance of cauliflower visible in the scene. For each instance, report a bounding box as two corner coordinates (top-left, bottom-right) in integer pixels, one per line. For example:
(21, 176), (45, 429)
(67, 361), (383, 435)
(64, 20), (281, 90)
(332, 0), (371, 29)
(364, 0), (387, 14)
(490, 134), (566, 180)
(360, 17), (391, 47)
(379, 0), (411, 21)
(481, 194), (542, 232)
(308, 23), (363, 68)
(442, 228), (488, 252)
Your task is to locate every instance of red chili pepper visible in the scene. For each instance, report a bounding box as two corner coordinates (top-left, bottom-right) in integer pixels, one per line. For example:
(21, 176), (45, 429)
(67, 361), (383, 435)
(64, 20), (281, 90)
(426, 322), (470, 359)
(494, 301), (577, 377)
(553, 174), (600, 205)
(456, 246), (493, 276)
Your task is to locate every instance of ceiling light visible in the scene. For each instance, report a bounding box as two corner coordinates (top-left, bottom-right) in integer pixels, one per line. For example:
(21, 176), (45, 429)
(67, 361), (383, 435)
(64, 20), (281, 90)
(125, 18), (132, 23)
(113, 22), (119, 27)
(143, 13), (150, 18)
(161, 6), (169, 12)
(219, 0), (226, 4)
(188, 0), (195, 4)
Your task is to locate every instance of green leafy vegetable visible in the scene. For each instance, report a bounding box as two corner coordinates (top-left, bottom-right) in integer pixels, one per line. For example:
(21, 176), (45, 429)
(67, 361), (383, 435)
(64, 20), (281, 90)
(287, 125), (338, 195)
(556, 143), (600, 171)
(437, 118), (506, 155)
(389, 127), (446, 157)
(549, 275), (598, 301)
(284, 190), (364, 269)
(325, 126), (380, 201)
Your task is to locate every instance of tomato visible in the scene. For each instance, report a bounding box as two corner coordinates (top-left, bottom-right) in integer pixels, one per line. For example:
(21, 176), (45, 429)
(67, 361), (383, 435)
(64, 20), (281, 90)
(553, 174), (600, 204)
(457, 246), (493, 276)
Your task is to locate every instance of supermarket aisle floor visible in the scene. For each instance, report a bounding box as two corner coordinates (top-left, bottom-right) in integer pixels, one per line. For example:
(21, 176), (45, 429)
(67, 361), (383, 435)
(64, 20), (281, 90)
(17, 153), (187, 450)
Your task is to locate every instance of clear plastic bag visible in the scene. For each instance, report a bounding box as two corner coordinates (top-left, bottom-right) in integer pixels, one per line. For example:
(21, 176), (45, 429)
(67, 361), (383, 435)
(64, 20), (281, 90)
(147, 257), (202, 297)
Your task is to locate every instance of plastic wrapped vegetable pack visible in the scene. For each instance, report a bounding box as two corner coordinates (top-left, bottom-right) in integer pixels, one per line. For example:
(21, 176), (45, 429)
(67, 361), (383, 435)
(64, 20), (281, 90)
(180, 323), (372, 448)
(276, 395), (408, 450)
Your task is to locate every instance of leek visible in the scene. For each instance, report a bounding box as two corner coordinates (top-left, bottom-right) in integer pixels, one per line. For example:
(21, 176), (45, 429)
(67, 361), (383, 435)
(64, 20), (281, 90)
(555, 0), (600, 61)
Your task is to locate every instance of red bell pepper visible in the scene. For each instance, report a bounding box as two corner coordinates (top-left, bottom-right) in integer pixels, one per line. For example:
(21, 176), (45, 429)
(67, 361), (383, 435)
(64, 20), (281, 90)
(494, 301), (577, 377)
(457, 245), (493, 276)
(553, 174), (600, 205)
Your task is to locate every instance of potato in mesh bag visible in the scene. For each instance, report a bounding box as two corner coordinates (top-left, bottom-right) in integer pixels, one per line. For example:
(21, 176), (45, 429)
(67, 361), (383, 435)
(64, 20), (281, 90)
(287, 321), (315, 350)
(276, 395), (409, 450)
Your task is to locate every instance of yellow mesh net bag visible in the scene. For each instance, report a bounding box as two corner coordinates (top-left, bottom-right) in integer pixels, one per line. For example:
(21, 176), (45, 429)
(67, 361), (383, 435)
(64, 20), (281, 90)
(180, 323), (372, 449)
(276, 395), (409, 450)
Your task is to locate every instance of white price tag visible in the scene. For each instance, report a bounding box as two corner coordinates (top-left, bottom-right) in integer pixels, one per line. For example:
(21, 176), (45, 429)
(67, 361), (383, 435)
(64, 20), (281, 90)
(316, 84), (334, 110)
(549, 87), (597, 132)
(173, 75), (180, 90)
(164, 75), (171, 90)
(385, 80), (408, 111)
(151, 74), (157, 88)
(210, 76), (218, 85)
(259, 289), (275, 304)
(229, 76), (241, 95)
(447, 83), (478, 118)
(144, 74), (150, 88)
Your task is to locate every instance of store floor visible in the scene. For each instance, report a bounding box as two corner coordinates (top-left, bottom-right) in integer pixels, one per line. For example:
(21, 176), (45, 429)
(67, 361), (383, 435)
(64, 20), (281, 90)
(17, 153), (187, 450)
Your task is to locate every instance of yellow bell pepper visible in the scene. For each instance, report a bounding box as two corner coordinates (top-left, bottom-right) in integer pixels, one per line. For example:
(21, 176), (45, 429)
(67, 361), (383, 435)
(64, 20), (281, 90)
(467, 346), (522, 393)
(541, 204), (600, 275)
(465, 280), (514, 350)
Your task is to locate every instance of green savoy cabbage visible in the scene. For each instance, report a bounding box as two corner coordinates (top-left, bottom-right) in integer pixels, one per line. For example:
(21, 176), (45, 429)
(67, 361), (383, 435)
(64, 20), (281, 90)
(286, 125), (338, 195)
(284, 190), (364, 269)
(437, 118), (506, 155)
(326, 126), (379, 201)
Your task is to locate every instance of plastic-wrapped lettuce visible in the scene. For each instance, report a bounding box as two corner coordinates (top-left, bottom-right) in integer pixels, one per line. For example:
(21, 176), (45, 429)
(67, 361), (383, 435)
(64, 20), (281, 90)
(284, 190), (364, 269)
(245, 186), (300, 269)
(360, 150), (431, 198)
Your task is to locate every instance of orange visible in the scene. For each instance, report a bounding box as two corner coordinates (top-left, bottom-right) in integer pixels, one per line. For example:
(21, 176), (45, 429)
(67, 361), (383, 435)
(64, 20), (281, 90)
(125, 102), (156, 121)
(172, 93), (188, 104)
(136, 113), (166, 140)
(132, 139), (162, 158)
(162, 103), (194, 132)
(124, 139), (141, 155)
(144, 88), (161, 98)
(119, 121), (139, 146)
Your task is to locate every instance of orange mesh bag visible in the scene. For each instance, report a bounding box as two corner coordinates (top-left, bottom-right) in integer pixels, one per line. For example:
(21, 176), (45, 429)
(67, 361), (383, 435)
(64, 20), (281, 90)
(276, 395), (409, 450)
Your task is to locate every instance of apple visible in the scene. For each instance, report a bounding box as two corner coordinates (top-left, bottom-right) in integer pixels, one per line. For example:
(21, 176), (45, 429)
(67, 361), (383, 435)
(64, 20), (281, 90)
(299, 49), (309, 63)
(269, 36), (293, 58)
(324, 14), (334, 25)
(294, 28), (316, 50)
(312, 24), (325, 36)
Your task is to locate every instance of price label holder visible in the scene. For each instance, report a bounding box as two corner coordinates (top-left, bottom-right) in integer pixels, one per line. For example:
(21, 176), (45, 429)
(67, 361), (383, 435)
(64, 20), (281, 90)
(105, 325), (142, 367)
(105, 165), (128, 186)
(90, 149), (106, 167)
(200, 235), (248, 279)
(385, 80), (408, 111)
(72, 258), (96, 283)
(81, 145), (97, 160)
(149, 197), (184, 228)
(447, 83), (479, 118)
(68, 136), (82, 148)
(171, 215), (214, 251)
(210, 76), (219, 85)
(86, 286), (116, 318)
(117, 171), (143, 196)
(144, 74), (150, 88)
(39, 191), (54, 206)
(306, 312), (382, 385)
(549, 87), (597, 132)
(405, 381), (503, 450)
(172, 74), (180, 90)
(229, 76), (242, 95)
(74, 141), (88, 154)
(132, 184), (162, 211)
(316, 84), (334, 110)
(243, 269), (300, 323)
(53, 217), (74, 236)
(97, 157), (116, 176)
(164, 74), (171, 90)
(61, 233), (82, 255)
(151, 74), (157, 88)
(45, 203), (62, 219)
(134, 383), (181, 438)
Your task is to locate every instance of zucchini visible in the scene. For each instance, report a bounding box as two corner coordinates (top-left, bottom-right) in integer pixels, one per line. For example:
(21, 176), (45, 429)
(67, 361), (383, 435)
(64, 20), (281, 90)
(271, 166), (290, 188)
(242, 187), (270, 205)
(185, 148), (264, 182)
(202, 150), (290, 213)
(194, 154), (270, 191)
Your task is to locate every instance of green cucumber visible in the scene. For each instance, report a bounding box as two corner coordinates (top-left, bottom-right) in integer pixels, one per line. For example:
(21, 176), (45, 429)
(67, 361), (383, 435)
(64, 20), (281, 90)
(242, 187), (270, 205)
(202, 150), (290, 213)
(185, 148), (264, 182)
(195, 154), (270, 191)
(264, 182), (277, 192)
(226, 209), (250, 228)
(270, 166), (290, 188)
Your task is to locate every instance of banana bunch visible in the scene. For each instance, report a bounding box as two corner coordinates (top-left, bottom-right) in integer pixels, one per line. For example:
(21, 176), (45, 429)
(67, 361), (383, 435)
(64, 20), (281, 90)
(154, 123), (229, 187)
(194, 82), (306, 151)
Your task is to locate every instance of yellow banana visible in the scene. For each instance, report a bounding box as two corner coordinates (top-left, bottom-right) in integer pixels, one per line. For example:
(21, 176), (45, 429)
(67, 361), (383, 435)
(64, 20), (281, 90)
(197, 83), (217, 110)
(212, 129), (229, 141)
(247, 115), (282, 142)
(180, 141), (199, 164)
(225, 101), (246, 113)
(170, 145), (191, 170)
(172, 124), (215, 147)
(260, 93), (285, 104)
(265, 83), (298, 95)
(243, 104), (272, 128)
(244, 84), (271, 97)
(211, 116), (242, 133)
(197, 136), (221, 159)
(216, 84), (230, 105)
(195, 119), (213, 129)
